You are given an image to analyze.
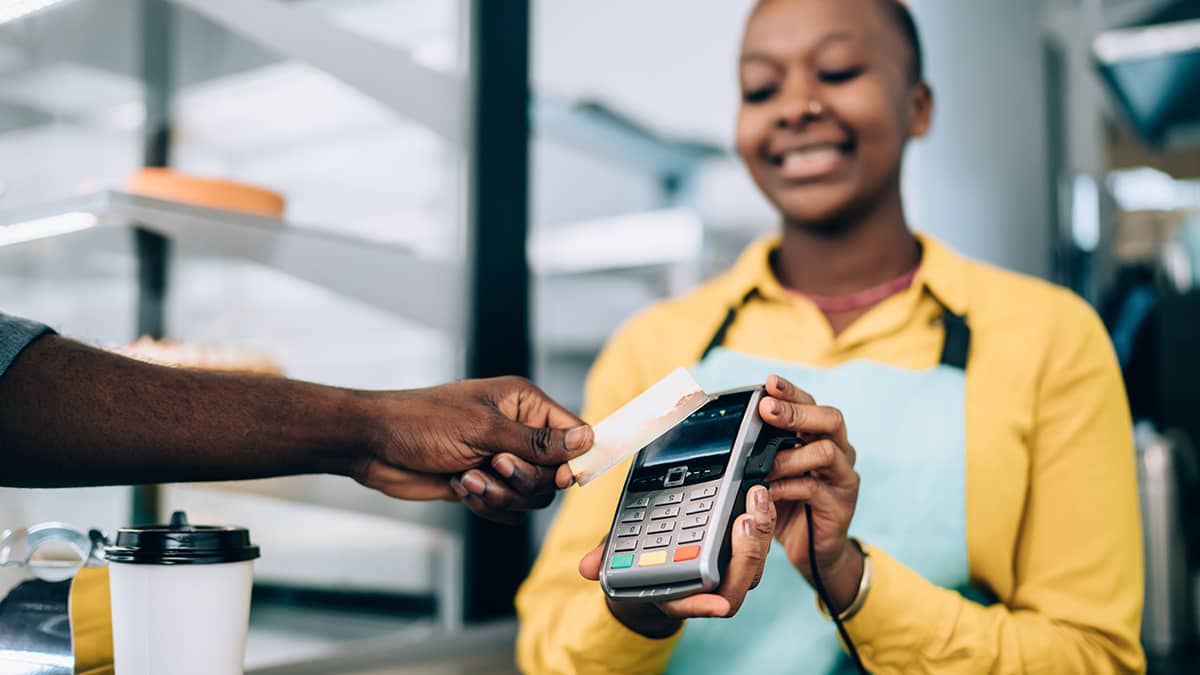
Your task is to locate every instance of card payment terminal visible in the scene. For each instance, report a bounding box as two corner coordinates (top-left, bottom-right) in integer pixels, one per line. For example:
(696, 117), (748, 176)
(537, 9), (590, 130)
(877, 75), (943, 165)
(599, 386), (793, 602)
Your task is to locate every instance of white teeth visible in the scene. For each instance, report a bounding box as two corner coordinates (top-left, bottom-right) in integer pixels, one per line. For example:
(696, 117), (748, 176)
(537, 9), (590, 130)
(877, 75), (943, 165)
(781, 147), (842, 172)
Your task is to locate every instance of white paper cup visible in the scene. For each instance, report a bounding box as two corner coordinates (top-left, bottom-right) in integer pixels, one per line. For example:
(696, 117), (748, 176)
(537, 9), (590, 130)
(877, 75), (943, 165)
(105, 511), (260, 675)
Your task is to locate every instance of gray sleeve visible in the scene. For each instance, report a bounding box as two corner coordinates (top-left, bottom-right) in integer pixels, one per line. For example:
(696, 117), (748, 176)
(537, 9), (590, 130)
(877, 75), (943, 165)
(0, 312), (54, 379)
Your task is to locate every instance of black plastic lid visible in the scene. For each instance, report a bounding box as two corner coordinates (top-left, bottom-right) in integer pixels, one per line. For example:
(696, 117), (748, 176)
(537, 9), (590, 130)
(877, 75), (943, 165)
(104, 511), (260, 565)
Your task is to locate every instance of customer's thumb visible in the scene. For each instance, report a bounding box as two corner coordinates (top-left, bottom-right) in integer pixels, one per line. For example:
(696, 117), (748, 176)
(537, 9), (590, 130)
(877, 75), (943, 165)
(499, 420), (593, 467)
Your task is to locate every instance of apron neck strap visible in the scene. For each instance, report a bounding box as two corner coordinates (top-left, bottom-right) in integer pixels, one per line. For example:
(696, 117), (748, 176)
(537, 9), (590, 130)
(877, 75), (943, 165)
(698, 287), (971, 371)
(937, 309), (970, 371)
(700, 289), (759, 362)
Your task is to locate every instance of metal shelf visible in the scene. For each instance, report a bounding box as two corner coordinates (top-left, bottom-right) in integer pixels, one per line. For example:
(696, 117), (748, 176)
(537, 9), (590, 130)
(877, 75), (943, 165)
(0, 190), (464, 335)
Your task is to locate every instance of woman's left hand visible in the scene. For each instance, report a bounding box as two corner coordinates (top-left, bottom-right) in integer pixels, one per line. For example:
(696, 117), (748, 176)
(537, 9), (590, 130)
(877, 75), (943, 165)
(757, 375), (865, 613)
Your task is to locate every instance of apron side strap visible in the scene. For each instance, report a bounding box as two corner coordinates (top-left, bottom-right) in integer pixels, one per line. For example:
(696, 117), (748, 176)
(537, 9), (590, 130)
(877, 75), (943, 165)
(939, 311), (971, 371)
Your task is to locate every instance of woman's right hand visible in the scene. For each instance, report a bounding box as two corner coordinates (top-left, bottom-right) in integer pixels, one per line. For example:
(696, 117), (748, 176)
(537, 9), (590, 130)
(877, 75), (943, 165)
(578, 484), (777, 638)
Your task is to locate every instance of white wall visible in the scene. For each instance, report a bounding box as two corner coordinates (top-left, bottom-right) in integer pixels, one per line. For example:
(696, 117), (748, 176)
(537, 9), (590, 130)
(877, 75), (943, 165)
(530, 0), (767, 235)
(533, 0), (755, 149)
(903, 0), (1051, 278)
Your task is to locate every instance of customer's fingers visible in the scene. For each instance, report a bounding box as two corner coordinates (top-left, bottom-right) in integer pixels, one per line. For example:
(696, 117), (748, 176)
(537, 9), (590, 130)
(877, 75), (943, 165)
(658, 486), (775, 619)
(453, 469), (556, 524)
(355, 461), (458, 502)
(490, 453), (557, 496)
(555, 464), (576, 489)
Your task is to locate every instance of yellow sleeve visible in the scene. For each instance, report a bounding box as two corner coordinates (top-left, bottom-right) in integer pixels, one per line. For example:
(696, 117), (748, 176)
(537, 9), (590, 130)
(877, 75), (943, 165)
(516, 315), (684, 675)
(844, 296), (1145, 674)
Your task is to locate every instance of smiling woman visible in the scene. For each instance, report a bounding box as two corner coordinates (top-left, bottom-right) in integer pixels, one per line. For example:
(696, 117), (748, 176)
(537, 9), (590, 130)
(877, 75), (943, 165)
(515, 1), (1145, 673)
(735, 0), (930, 242)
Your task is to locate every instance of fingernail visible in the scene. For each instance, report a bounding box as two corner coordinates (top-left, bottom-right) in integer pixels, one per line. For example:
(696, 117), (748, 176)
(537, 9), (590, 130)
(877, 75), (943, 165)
(773, 375), (788, 392)
(449, 478), (468, 498)
(494, 456), (516, 478)
(566, 426), (590, 451)
(755, 487), (768, 512)
(769, 400), (783, 415)
(743, 519), (753, 537)
(461, 473), (486, 496)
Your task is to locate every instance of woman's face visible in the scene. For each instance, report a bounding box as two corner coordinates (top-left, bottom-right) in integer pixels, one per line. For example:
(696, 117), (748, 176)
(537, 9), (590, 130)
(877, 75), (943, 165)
(736, 0), (932, 229)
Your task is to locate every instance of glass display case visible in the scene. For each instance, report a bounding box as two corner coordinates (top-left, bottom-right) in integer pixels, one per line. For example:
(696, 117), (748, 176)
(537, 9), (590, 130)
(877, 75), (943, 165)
(0, 0), (497, 670)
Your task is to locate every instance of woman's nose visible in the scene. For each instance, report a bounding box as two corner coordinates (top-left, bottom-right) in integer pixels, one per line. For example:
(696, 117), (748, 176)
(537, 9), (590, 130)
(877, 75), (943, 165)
(774, 78), (823, 129)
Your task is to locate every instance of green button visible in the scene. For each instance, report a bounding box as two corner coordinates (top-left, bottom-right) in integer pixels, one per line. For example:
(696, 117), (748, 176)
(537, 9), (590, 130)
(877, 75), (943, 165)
(610, 554), (634, 569)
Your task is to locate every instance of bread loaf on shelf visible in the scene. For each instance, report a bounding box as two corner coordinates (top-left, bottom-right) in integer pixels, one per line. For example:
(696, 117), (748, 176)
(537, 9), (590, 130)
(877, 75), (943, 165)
(111, 337), (284, 377)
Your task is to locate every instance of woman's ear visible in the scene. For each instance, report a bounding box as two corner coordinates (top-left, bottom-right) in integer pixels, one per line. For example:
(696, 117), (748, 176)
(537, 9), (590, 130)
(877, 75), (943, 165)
(908, 81), (933, 139)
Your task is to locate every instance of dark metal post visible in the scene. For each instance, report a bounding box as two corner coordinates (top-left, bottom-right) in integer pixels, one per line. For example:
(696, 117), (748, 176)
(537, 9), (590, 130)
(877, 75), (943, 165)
(131, 0), (174, 526)
(464, 0), (532, 621)
(1043, 39), (1069, 289)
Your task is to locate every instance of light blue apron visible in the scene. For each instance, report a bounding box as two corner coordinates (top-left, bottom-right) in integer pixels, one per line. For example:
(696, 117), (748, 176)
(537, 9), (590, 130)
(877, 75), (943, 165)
(666, 294), (975, 674)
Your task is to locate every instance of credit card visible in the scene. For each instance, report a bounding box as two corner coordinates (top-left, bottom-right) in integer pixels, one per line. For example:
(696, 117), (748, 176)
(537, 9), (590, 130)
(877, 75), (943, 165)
(568, 368), (712, 487)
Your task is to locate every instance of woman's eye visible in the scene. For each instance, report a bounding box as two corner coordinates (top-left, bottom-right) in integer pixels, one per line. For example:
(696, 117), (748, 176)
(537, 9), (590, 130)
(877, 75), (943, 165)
(819, 67), (863, 84)
(742, 85), (777, 103)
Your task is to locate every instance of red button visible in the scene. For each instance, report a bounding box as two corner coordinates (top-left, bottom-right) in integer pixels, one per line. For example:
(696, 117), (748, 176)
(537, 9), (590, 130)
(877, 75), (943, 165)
(673, 545), (701, 562)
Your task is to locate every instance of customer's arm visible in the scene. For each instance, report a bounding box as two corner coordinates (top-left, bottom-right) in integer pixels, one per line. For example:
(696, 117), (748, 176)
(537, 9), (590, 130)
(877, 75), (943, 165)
(516, 318), (685, 675)
(842, 296), (1145, 674)
(0, 321), (591, 506)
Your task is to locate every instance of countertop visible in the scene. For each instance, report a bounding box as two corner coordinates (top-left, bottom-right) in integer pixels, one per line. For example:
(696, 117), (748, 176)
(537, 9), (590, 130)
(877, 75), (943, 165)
(247, 619), (519, 675)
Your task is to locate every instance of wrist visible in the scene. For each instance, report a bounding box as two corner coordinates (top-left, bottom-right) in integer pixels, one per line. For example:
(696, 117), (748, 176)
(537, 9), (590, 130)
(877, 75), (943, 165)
(606, 598), (683, 639)
(311, 386), (391, 479)
(812, 539), (866, 614)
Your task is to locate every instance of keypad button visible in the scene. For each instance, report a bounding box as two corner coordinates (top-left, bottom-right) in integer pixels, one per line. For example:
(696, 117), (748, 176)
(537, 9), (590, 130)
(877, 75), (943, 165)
(689, 486), (718, 500)
(650, 506), (681, 520)
(685, 500), (714, 515)
(610, 554), (634, 569)
(647, 520), (676, 534)
(614, 538), (637, 552)
(653, 493), (684, 506)
(621, 510), (646, 523)
(678, 528), (704, 544)
(638, 551), (667, 567)
(681, 515), (708, 529)
(674, 545), (702, 562)
(627, 496), (650, 509)
(616, 524), (641, 538)
(644, 535), (673, 549)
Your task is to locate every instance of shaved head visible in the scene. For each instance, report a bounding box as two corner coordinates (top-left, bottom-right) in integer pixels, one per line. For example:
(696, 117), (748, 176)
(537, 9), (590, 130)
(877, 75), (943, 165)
(751, 0), (924, 82)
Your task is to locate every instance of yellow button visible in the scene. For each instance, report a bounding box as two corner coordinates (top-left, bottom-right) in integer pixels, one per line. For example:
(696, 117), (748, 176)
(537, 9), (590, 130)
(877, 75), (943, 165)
(638, 551), (668, 567)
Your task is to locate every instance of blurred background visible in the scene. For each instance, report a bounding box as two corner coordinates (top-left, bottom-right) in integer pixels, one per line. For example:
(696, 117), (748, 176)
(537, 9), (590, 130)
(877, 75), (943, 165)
(0, 0), (1198, 672)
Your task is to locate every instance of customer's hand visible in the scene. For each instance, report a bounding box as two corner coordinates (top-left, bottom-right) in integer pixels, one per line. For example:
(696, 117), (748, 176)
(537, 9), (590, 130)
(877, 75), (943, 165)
(452, 451), (575, 525)
(352, 377), (592, 516)
(578, 485), (776, 638)
(758, 374), (864, 614)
